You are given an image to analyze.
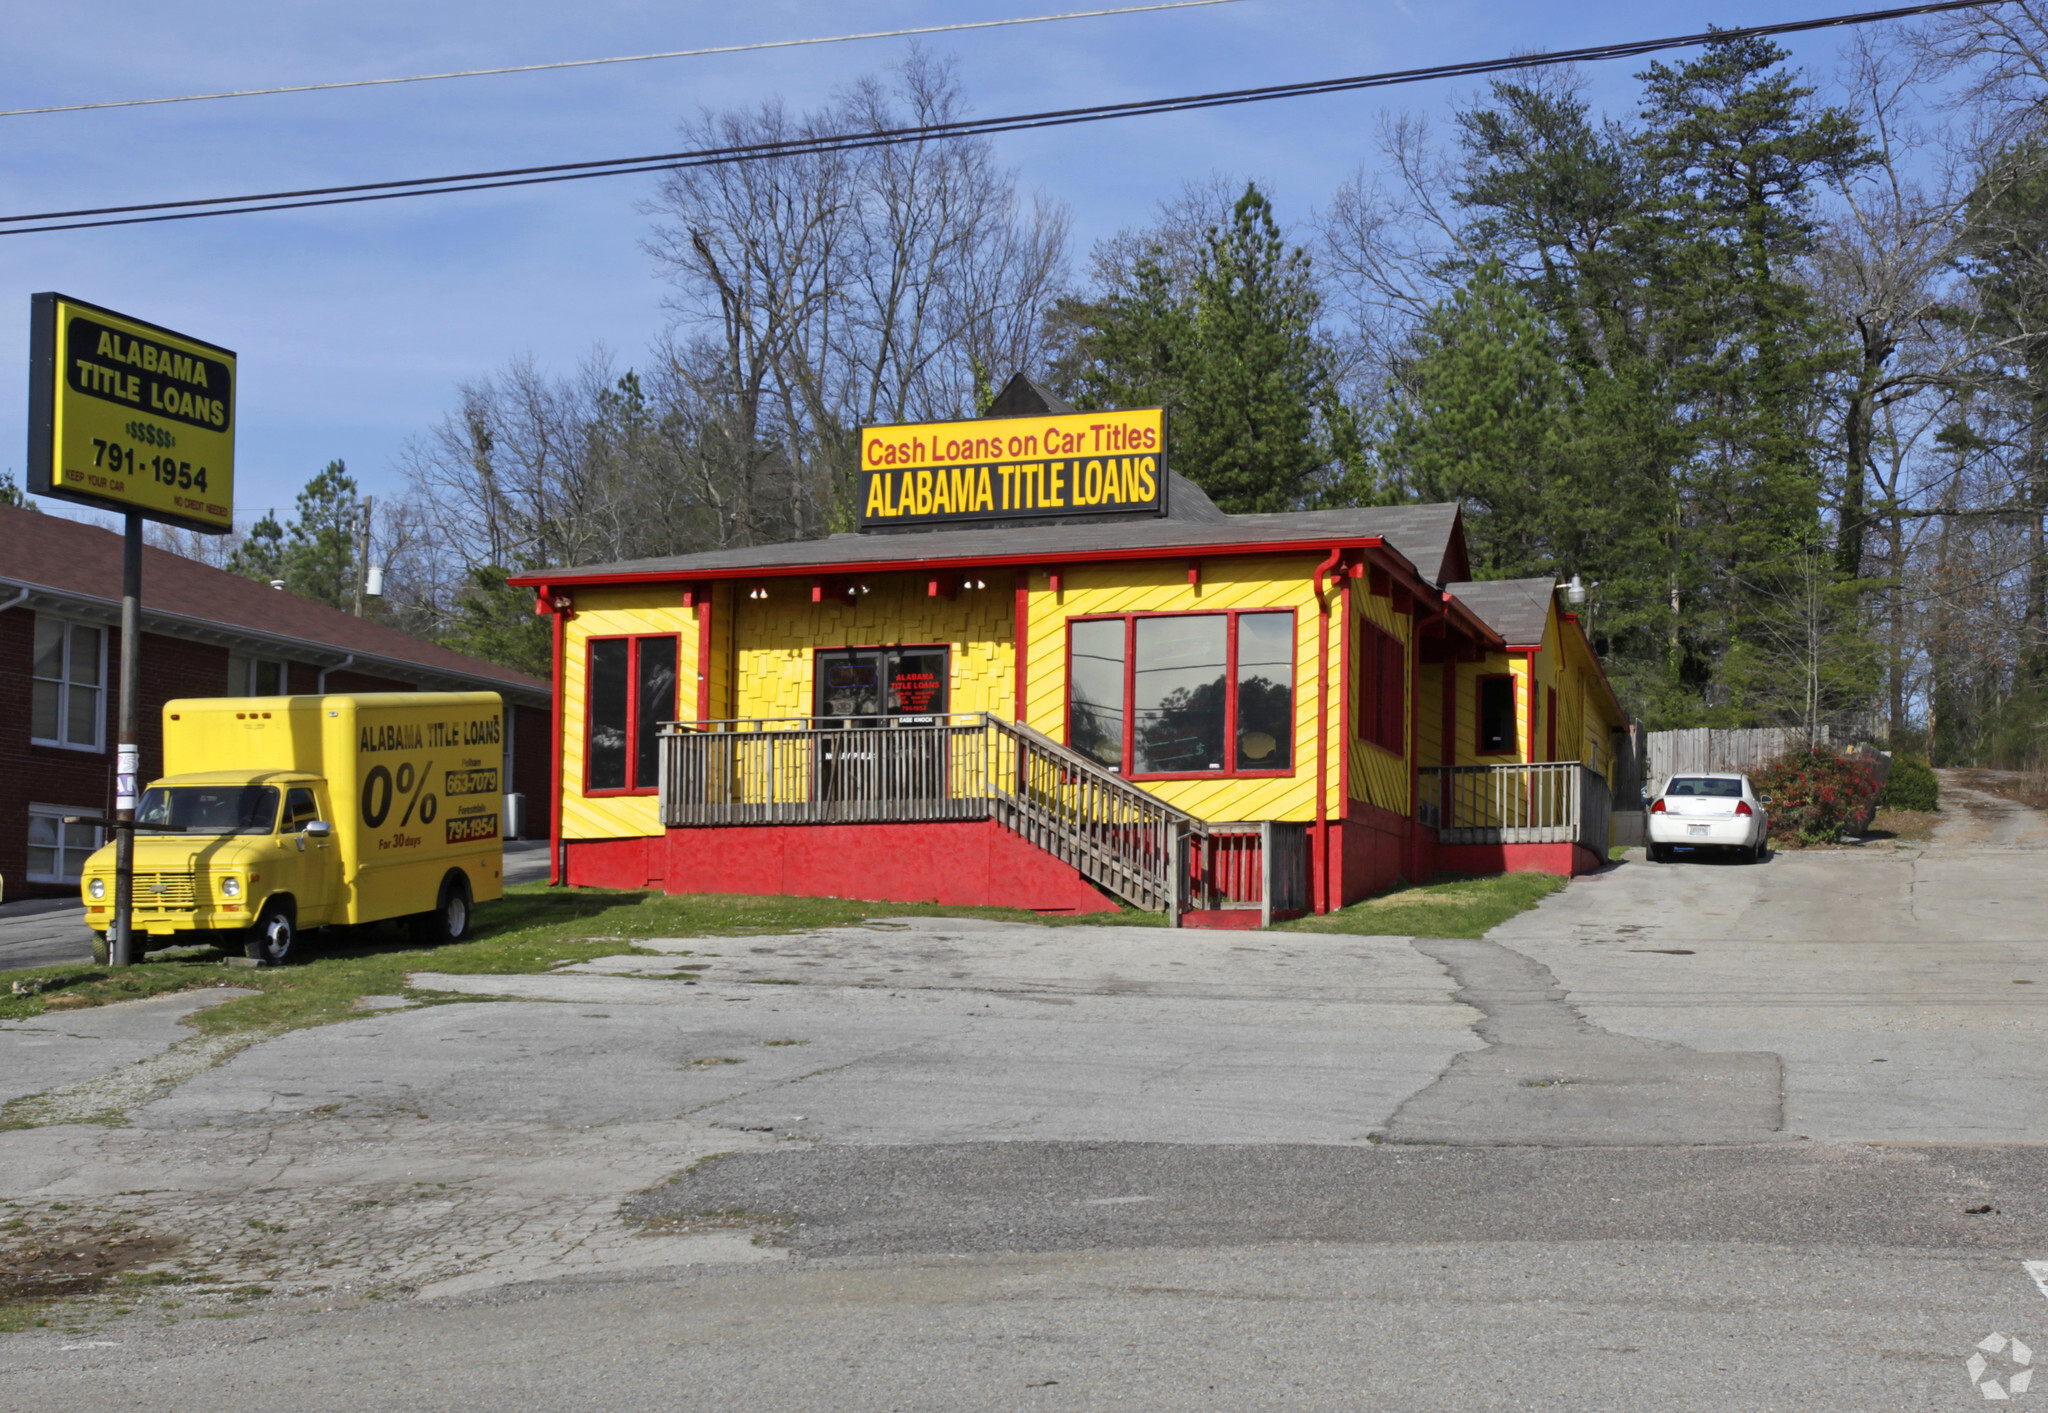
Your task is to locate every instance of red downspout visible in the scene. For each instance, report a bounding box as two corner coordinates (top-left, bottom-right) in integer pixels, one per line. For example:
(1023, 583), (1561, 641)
(695, 587), (712, 723)
(1408, 604), (1434, 885)
(1014, 570), (1030, 724)
(1312, 548), (1344, 914)
(543, 588), (568, 887)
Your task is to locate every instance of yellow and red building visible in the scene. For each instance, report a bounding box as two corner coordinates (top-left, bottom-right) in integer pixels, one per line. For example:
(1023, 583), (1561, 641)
(513, 384), (1627, 924)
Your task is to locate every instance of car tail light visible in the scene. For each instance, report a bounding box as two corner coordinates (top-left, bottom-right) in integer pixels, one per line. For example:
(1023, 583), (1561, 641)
(1735, 800), (1753, 816)
(1651, 798), (1666, 813)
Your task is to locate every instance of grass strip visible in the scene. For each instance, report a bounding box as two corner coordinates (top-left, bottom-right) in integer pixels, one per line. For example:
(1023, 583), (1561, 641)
(1276, 871), (1565, 938)
(0, 885), (1159, 1033)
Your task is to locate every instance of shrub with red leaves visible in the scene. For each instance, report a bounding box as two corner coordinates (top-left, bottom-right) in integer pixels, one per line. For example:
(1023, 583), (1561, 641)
(1752, 747), (1884, 846)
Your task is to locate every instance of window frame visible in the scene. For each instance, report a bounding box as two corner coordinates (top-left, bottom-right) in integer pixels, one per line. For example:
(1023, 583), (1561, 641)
(1355, 617), (1407, 758)
(26, 803), (104, 883)
(810, 642), (953, 723)
(29, 614), (107, 753)
(582, 633), (681, 797)
(227, 653), (290, 696)
(1476, 673), (1518, 757)
(1063, 608), (1299, 781)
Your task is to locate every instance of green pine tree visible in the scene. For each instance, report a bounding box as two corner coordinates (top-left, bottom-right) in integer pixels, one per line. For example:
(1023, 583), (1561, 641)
(227, 461), (360, 608)
(227, 512), (289, 584)
(440, 565), (552, 680)
(1047, 184), (1352, 513)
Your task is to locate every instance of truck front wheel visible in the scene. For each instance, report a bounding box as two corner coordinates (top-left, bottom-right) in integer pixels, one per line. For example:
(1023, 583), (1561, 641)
(92, 932), (109, 965)
(246, 902), (297, 966)
(411, 874), (473, 945)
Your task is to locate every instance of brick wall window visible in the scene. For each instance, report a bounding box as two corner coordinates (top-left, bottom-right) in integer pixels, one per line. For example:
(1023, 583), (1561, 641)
(1065, 610), (1295, 778)
(227, 653), (288, 695)
(586, 635), (679, 794)
(31, 615), (105, 752)
(27, 804), (102, 883)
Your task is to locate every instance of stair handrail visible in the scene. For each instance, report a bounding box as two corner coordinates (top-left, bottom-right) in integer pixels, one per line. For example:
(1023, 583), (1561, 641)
(984, 714), (1207, 830)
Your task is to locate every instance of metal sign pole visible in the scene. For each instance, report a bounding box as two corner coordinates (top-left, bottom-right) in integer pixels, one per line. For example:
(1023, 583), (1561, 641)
(111, 512), (141, 968)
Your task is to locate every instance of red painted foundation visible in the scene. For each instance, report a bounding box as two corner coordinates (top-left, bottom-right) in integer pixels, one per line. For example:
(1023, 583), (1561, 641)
(563, 809), (1601, 921)
(564, 819), (1118, 914)
(1432, 840), (1605, 878)
(1337, 802), (1412, 907)
(1181, 909), (1266, 930)
(1323, 802), (1604, 909)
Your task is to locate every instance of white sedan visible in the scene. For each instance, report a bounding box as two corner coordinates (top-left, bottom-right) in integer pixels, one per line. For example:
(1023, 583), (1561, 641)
(1647, 773), (1769, 864)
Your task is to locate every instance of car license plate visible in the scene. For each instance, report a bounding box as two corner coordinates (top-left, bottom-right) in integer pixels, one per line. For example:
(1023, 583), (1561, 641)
(1687, 824), (1709, 837)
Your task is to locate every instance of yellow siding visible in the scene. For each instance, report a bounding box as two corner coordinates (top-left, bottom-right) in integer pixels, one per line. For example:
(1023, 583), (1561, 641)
(1023, 555), (1336, 824)
(560, 586), (699, 841)
(728, 573), (1015, 721)
(1346, 577), (1411, 816)
(1416, 660), (1444, 767)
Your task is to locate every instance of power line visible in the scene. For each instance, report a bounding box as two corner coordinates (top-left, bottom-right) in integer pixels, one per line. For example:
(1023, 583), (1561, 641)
(0, 2), (1241, 119)
(0, 0), (1998, 237)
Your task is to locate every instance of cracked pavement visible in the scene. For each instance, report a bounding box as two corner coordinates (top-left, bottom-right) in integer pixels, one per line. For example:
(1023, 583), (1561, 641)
(4, 773), (2048, 1409)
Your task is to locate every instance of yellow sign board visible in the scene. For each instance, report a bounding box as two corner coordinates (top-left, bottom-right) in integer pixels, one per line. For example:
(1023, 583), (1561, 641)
(27, 293), (236, 534)
(858, 406), (1165, 529)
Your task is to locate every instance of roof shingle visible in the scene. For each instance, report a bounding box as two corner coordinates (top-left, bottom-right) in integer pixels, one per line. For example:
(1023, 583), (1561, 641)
(0, 506), (546, 699)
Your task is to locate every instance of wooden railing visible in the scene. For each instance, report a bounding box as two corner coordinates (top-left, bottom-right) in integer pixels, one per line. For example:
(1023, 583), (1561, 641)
(658, 713), (1202, 916)
(1188, 822), (1309, 926)
(1417, 761), (1612, 850)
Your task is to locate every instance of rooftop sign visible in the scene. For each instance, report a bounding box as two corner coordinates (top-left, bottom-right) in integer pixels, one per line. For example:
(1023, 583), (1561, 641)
(858, 407), (1165, 530)
(27, 292), (237, 534)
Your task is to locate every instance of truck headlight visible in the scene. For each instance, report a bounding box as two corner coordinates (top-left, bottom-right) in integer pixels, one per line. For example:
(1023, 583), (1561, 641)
(220, 876), (241, 898)
(88, 878), (106, 899)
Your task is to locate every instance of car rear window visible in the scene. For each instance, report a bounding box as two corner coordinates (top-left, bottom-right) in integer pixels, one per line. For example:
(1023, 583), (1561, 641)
(1667, 777), (1742, 798)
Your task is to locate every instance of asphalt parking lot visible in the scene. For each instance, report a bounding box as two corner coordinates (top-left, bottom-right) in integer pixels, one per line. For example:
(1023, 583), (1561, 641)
(2, 782), (2046, 1410)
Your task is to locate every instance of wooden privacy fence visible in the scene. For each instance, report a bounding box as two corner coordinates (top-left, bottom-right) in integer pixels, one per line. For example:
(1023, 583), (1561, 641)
(659, 713), (1226, 918)
(1416, 761), (1611, 851)
(1646, 726), (1851, 788)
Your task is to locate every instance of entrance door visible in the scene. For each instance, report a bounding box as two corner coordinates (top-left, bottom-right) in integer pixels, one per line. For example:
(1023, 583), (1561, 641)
(812, 648), (951, 808)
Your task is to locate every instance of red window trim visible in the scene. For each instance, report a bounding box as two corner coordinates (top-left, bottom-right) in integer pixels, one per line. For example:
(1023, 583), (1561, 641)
(583, 633), (680, 797)
(1475, 672), (1517, 757)
(1063, 608), (1299, 780)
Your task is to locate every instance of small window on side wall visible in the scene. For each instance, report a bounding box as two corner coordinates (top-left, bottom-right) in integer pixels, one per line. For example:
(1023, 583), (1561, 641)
(1477, 675), (1517, 756)
(588, 635), (679, 794)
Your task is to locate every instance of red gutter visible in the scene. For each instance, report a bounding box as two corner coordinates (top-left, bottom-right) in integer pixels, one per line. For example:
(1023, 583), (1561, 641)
(1312, 548), (1345, 915)
(507, 536), (1395, 591)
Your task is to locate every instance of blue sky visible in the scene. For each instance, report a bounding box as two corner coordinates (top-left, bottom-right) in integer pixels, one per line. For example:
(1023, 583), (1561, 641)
(0, 1), (1896, 532)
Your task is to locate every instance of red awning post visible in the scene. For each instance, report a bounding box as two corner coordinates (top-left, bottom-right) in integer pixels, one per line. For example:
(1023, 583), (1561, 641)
(535, 586), (574, 887)
(1312, 548), (1346, 915)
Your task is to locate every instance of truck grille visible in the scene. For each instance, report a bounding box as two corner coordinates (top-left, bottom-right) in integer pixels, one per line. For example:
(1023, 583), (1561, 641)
(137, 873), (197, 909)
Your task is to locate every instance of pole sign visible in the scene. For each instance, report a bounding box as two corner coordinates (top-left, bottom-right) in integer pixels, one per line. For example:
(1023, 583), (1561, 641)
(27, 292), (236, 535)
(857, 406), (1165, 530)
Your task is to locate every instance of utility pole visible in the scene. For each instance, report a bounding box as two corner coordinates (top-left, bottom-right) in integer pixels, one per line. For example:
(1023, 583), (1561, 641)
(352, 496), (373, 617)
(111, 512), (142, 967)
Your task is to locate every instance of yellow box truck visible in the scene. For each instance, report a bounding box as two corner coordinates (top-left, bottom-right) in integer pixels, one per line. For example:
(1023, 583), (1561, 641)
(79, 693), (506, 965)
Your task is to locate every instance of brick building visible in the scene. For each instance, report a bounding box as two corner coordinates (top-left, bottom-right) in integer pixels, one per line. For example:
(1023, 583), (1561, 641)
(1, 505), (549, 899)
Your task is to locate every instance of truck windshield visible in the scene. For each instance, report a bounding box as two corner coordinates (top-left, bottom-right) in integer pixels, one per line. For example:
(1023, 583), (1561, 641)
(136, 785), (282, 835)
